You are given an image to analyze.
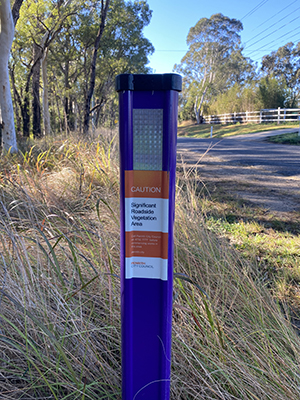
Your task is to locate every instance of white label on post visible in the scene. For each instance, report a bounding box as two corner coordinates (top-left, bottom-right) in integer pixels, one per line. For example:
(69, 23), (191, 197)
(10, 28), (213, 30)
(125, 197), (169, 232)
(125, 170), (169, 280)
(125, 257), (168, 280)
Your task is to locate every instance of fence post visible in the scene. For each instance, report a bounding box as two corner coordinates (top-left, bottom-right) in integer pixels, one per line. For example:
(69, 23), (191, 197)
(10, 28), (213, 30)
(277, 107), (280, 124)
(260, 110), (262, 124)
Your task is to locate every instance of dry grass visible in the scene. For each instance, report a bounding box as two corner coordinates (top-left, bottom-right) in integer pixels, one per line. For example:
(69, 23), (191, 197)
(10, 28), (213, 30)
(172, 167), (300, 399)
(0, 130), (299, 399)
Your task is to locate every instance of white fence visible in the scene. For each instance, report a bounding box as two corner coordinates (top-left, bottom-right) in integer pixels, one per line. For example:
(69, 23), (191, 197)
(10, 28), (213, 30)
(203, 108), (300, 124)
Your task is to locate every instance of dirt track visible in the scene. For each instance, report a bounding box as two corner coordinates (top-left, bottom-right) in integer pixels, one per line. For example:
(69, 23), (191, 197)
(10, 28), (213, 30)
(177, 129), (300, 217)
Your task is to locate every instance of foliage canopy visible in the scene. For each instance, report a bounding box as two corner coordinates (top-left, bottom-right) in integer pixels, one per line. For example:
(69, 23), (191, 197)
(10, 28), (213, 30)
(10, 0), (154, 136)
(176, 13), (255, 123)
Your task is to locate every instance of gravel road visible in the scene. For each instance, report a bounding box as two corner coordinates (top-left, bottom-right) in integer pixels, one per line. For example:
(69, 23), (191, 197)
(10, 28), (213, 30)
(177, 129), (300, 215)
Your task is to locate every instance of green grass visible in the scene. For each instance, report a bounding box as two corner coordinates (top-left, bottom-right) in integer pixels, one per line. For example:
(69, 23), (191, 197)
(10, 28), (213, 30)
(178, 121), (299, 138)
(267, 131), (300, 145)
(0, 131), (300, 399)
(188, 174), (300, 312)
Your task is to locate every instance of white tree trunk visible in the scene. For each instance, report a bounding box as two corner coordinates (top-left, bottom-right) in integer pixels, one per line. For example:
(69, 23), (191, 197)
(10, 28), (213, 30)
(195, 70), (208, 124)
(196, 87), (208, 124)
(194, 95), (198, 122)
(0, 0), (18, 153)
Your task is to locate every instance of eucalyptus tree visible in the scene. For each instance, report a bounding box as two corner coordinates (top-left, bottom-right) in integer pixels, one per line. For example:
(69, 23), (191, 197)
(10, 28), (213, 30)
(261, 42), (300, 106)
(82, 0), (153, 133)
(0, 0), (24, 152)
(176, 13), (254, 123)
(12, 0), (153, 135)
(47, 22), (82, 132)
(88, 0), (154, 127)
(12, 0), (74, 137)
(48, 0), (153, 132)
(82, 0), (110, 134)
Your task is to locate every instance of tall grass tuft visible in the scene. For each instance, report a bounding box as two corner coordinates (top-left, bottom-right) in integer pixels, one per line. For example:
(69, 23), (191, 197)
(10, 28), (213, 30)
(0, 131), (121, 399)
(0, 130), (299, 399)
(172, 165), (300, 399)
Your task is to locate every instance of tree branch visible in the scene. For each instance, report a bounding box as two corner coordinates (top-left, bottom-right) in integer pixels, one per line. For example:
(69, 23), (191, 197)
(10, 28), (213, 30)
(89, 103), (103, 114)
(12, 0), (24, 26)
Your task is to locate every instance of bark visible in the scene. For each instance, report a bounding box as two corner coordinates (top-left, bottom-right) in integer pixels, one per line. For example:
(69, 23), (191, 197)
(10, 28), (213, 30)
(21, 74), (31, 137)
(0, 0), (18, 152)
(83, 0), (110, 135)
(63, 98), (68, 134)
(10, 59), (34, 137)
(10, 68), (21, 133)
(12, 0), (24, 26)
(32, 42), (42, 138)
(41, 47), (51, 136)
(39, 15), (75, 135)
(195, 67), (215, 124)
(194, 96), (198, 123)
(63, 57), (75, 132)
(74, 100), (78, 131)
(64, 58), (70, 132)
(53, 87), (63, 133)
(196, 87), (208, 124)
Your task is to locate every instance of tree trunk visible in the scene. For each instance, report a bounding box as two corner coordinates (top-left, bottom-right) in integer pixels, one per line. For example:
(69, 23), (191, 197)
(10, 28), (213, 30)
(41, 47), (51, 136)
(74, 99), (78, 131)
(83, 0), (110, 135)
(10, 63), (31, 137)
(196, 87), (208, 124)
(63, 58), (75, 132)
(12, 0), (24, 25)
(194, 96), (199, 123)
(0, 0), (18, 152)
(21, 74), (31, 137)
(32, 42), (42, 138)
(10, 67), (21, 134)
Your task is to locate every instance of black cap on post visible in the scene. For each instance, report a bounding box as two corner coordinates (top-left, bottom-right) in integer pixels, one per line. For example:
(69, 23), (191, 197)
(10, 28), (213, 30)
(115, 73), (182, 92)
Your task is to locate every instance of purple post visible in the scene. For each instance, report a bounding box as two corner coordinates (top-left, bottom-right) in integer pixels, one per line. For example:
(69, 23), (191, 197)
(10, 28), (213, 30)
(116, 74), (182, 400)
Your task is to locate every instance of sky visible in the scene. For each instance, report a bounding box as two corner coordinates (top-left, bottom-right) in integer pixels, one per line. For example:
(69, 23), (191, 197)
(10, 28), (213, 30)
(143, 0), (300, 73)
